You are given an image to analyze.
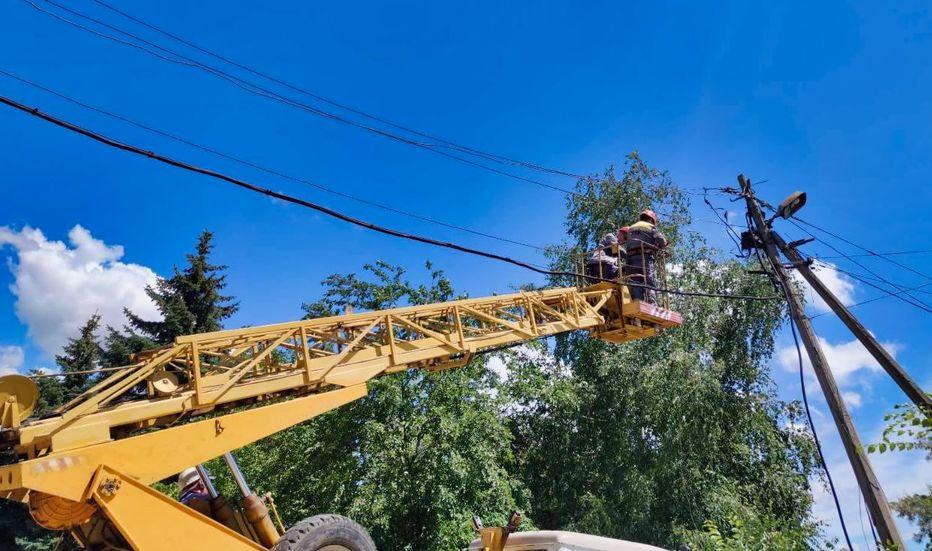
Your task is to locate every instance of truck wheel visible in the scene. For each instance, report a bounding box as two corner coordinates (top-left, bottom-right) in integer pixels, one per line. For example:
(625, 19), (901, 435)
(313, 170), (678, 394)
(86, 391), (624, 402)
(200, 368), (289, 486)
(272, 514), (376, 551)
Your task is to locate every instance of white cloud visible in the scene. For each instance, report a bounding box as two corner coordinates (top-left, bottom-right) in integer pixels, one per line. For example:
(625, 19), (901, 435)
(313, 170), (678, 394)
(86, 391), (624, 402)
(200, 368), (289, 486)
(841, 391), (863, 409)
(794, 261), (856, 313)
(0, 225), (160, 358)
(777, 336), (900, 386)
(0, 345), (24, 376)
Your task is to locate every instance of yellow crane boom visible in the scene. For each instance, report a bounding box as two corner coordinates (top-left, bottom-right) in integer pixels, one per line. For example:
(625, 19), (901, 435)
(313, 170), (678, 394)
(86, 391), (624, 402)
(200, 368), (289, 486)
(0, 282), (680, 550)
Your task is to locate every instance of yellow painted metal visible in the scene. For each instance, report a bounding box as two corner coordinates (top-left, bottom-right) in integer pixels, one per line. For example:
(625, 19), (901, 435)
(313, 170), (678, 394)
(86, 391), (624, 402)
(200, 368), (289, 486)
(0, 375), (39, 428)
(11, 286), (656, 455)
(0, 283), (680, 550)
(0, 384), (366, 501)
(87, 465), (264, 550)
(28, 491), (96, 530)
(477, 526), (509, 551)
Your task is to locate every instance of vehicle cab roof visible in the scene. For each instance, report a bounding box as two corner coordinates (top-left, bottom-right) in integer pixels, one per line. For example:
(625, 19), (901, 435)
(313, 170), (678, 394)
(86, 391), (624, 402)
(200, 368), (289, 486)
(467, 530), (668, 550)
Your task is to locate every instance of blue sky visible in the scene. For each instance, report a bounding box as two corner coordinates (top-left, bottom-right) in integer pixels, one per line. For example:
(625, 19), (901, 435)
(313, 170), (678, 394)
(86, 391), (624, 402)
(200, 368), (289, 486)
(1, 1), (930, 548)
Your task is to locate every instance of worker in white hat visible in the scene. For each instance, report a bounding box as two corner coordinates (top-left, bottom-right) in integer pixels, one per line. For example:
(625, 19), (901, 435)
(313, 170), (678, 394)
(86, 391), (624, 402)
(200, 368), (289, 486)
(178, 467), (211, 516)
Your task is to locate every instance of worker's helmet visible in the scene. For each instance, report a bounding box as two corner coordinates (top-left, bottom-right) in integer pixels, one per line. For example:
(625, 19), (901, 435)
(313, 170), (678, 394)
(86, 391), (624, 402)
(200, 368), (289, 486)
(639, 209), (658, 225)
(599, 233), (618, 249)
(617, 226), (630, 243)
(177, 467), (200, 493)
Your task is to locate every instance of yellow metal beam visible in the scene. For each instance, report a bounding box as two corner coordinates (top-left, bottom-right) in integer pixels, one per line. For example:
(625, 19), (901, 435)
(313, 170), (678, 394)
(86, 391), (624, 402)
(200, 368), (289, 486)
(87, 465), (264, 550)
(1, 385), (366, 501)
(6, 285), (679, 460)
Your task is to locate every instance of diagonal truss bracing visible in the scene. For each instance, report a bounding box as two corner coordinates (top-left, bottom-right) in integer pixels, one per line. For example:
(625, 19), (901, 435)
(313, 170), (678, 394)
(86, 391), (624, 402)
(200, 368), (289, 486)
(12, 285), (679, 455)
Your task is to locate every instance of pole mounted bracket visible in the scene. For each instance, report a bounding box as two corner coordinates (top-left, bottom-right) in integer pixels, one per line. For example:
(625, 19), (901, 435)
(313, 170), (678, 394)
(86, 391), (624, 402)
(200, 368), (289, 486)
(787, 237), (815, 248)
(740, 230), (762, 252)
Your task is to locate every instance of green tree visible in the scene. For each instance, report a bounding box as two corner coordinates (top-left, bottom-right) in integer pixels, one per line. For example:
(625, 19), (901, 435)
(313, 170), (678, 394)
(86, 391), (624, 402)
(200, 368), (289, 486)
(679, 487), (814, 551)
(213, 262), (529, 551)
(892, 488), (932, 551)
(124, 230), (237, 345)
(870, 403), (931, 549)
(25, 314), (105, 417)
(505, 153), (822, 548)
(55, 313), (103, 401)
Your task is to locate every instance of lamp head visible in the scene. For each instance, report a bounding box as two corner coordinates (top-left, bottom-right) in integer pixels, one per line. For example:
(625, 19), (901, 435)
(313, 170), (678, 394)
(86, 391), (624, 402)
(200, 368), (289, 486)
(777, 191), (807, 219)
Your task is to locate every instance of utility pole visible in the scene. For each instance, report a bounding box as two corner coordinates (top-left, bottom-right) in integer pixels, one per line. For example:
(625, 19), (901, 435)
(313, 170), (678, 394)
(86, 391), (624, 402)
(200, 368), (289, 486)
(772, 233), (931, 410)
(740, 175), (905, 549)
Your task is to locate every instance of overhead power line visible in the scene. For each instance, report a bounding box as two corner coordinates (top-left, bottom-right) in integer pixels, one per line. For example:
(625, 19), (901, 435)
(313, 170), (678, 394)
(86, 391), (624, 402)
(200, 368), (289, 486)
(809, 278), (932, 320)
(88, 0), (586, 181)
(23, 0), (712, 216)
(787, 317), (855, 551)
(0, 93), (779, 302)
(810, 263), (932, 316)
(816, 249), (932, 260)
(794, 216), (932, 282)
(814, 260), (932, 297)
(21, 0), (581, 196)
(0, 68), (545, 251)
(787, 219), (932, 314)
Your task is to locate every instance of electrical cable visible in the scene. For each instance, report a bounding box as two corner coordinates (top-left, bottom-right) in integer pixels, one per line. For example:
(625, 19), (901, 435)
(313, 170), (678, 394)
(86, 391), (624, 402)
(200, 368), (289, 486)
(814, 267), (932, 315)
(703, 190), (744, 256)
(23, 0), (714, 215)
(816, 249), (932, 260)
(815, 261), (932, 297)
(21, 0), (580, 196)
(866, 501), (880, 548)
(0, 93), (781, 302)
(788, 300), (856, 551)
(806, 260), (932, 319)
(88, 0), (585, 180)
(786, 219), (932, 313)
(0, 68), (545, 251)
(794, 217), (932, 282)
(744, 214), (855, 550)
(810, 279), (932, 320)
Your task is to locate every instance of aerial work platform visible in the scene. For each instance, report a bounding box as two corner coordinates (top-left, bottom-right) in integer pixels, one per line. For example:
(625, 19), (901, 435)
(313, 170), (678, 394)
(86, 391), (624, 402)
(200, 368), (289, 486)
(0, 282), (680, 550)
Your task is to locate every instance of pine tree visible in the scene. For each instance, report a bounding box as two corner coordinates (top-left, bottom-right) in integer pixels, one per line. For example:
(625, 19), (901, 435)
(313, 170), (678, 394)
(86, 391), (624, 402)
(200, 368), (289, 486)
(54, 314), (103, 401)
(124, 230), (238, 344)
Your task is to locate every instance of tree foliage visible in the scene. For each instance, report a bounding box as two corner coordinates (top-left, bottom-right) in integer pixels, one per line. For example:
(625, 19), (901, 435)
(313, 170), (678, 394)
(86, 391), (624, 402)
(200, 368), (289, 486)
(868, 402), (931, 455)
(892, 487), (932, 550)
(4, 156), (830, 550)
(5, 231), (236, 550)
(871, 403), (931, 549)
(214, 261), (528, 551)
(502, 153), (822, 548)
(124, 230), (237, 345)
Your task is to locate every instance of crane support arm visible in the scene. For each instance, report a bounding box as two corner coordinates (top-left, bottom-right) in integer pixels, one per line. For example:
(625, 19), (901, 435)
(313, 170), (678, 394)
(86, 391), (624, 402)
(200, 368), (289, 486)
(0, 284), (680, 503)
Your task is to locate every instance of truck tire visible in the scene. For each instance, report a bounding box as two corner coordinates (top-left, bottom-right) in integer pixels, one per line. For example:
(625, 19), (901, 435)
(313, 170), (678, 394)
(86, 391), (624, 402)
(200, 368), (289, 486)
(272, 514), (376, 551)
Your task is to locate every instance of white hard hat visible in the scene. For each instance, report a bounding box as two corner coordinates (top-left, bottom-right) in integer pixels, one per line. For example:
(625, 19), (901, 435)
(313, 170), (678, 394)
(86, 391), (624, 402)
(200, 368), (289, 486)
(177, 467), (200, 492)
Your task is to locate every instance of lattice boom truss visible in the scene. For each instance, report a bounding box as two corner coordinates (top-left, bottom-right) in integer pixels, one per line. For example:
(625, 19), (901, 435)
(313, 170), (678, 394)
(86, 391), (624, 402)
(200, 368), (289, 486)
(15, 286), (656, 454)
